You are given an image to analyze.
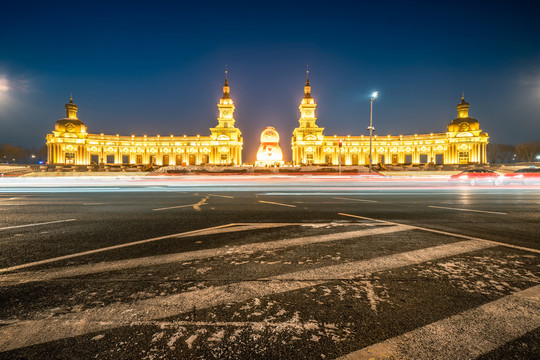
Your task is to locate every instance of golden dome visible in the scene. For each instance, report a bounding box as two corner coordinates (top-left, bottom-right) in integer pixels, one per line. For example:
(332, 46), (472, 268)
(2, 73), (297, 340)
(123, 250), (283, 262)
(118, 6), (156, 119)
(55, 96), (87, 134)
(447, 95), (480, 132)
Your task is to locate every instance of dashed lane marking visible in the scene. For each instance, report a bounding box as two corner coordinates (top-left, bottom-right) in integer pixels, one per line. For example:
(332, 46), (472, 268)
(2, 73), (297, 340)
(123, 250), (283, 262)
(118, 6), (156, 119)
(0, 219), (76, 232)
(339, 213), (540, 254)
(0, 239), (495, 352)
(428, 205), (507, 215)
(258, 200), (296, 208)
(333, 197), (378, 203)
(0, 224), (407, 285)
(337, 284), (540, 360)
(208, 194), (234, 198)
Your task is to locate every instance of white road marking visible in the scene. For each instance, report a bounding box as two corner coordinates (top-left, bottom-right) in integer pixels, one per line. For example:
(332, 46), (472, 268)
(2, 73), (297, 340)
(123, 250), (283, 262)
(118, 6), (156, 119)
(337, 284), (540, 360)
(339, 213), (540, 254)
(82, 203), (104, 205)
(0, 239), (495, 352)
(0, 223), (325, 274)
(208, 194), (234, 198)
(0, 223), (235, 273)
(428, 205), (507, 215)
(333, 197), (378, 203)
(0, 219), (76, 232)
(153, 195), (209, 211)
(0, 224), (407, 285)
(258, 200), (296, 208)
(153, 204), (198, 211)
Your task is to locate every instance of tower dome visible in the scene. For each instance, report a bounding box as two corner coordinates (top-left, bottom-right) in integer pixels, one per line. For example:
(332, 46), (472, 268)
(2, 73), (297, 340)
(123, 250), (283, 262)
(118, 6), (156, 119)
(55, 96), (87, 135)
(447, 95), (480, 133)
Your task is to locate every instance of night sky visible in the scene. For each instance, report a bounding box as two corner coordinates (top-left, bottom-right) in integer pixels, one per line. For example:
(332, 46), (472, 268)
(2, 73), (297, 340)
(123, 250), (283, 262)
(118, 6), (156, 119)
(1, 1), (539, 161)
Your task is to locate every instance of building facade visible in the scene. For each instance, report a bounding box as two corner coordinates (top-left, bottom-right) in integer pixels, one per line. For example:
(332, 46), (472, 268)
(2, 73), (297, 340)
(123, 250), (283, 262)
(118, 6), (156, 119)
(46, 74), (243, 166)
(291, 73), (488, 165)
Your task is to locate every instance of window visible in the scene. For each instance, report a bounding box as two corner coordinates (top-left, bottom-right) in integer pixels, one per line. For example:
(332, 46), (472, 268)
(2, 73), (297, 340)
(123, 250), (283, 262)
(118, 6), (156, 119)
(106, 155), (115, 164)
(91, 155), (99, 165)
(136, 155), (143, 164)
(435, 154), (443, 165)
(306, 154), (314, 164)
(325, 155), (332, 164)
(65, 152), (75, 165)
(419, 154), (428, 163)
(405, 154), (412, 164)
(220, 154), (227, 164)
(458, 151), (469, 164)
(176, 155), (183, 165)
(122, 155), (129, 164)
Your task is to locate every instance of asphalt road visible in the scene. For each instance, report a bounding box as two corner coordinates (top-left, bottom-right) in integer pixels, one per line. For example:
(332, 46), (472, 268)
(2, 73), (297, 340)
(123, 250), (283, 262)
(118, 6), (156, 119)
(0, 176), (539, 359)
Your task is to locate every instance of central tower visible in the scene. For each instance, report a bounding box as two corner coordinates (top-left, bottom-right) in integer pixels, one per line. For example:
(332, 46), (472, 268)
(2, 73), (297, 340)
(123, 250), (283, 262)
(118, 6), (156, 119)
(216, 69), (236, 129)
(297, 70), (319, 128)
(210, 69), (243, 165)
(291, 70), (325, 164)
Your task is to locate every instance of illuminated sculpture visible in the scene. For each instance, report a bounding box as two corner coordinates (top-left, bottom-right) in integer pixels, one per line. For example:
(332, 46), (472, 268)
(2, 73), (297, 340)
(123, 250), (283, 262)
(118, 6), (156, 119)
(291, 71), (488, 165)
(46, 71), (243, 166)
(255, 127), (284, 167)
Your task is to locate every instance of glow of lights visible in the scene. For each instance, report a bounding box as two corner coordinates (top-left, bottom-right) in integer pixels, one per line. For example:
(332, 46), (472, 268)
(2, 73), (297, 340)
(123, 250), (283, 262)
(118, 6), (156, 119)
(371, 91), (378, 99)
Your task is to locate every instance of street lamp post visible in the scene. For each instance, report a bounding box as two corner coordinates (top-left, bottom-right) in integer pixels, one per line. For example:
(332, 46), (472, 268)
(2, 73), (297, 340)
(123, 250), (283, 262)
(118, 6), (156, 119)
(368, 91), (378, 173)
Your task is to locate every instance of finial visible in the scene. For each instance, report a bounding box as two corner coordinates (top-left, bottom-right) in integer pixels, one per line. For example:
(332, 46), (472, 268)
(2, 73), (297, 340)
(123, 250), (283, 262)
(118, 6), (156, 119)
(224, 65), (228, 86)
(462, 91), (464, 101)
(69, 93), (73, 104)
(306, 64), (310, 86)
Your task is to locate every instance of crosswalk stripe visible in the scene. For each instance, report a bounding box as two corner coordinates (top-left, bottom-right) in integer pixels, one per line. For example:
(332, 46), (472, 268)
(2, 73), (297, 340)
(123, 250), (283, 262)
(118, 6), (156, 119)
(0, 223), (242, 274)
(339, 212), (540, 254)
(0, 239), (494, 352)
(337, 284), (540, 360)
(0, 225), (407, 286)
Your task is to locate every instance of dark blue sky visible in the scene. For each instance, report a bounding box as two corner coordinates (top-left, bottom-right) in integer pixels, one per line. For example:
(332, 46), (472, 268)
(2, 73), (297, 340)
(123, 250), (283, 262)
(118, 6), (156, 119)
(1, 0), (539, 161)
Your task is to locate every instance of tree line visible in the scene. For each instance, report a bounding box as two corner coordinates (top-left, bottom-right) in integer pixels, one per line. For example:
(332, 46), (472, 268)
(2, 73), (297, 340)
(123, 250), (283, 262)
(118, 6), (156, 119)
(487, 141), (540, 163)
(0, 144), (47, 164)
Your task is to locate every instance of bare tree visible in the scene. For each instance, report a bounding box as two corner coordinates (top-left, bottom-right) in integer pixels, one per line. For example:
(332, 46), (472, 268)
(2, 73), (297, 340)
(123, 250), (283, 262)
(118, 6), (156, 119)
(487, 143), (515, 163)
(515, 141), (540, 162)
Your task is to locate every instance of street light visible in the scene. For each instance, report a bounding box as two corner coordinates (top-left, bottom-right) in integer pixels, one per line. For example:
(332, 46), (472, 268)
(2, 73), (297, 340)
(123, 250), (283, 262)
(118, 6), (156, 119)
(368, 91), (378, 173)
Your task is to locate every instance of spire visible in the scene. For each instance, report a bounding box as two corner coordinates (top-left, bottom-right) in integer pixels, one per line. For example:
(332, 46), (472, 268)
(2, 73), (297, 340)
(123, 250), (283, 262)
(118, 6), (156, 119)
(222, 66), (230, 99)
(304, 67), (312, 98)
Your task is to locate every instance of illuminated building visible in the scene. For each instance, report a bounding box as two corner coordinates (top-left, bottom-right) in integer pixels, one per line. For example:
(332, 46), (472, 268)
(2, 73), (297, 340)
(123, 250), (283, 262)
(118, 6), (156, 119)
(46, 73), (243, 166)
(292, 72), (488, 165)
(255, 127), (284, 166)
